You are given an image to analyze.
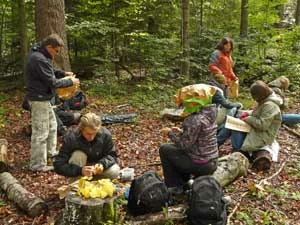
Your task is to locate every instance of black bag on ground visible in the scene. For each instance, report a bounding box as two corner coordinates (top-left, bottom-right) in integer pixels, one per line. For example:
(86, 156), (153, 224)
(64, 91), (87, 110)
(127, 170), (170, 216)
(187, 176), (227, 225)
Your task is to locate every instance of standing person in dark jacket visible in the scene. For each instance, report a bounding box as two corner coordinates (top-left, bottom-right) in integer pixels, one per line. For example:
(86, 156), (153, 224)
(25, 34), (79, 172)
(54, 112), (120, 179)
(159, 103), (218, 193)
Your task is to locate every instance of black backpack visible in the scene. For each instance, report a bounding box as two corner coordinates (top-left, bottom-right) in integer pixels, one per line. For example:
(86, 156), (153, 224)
(127, 170), (170, 216)
(187, 176), (227, 225)
(64, 91), (87, 110)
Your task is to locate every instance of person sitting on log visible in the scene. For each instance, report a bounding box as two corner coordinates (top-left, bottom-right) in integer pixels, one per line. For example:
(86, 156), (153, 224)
(268, 76), (300, 127)
(217, 80), (282, 170)
(159, 98), (218, 194)
(53, 112), (120, 179)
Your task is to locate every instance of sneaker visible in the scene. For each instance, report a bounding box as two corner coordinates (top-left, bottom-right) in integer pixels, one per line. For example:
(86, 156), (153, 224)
(30, 165), (54, 172)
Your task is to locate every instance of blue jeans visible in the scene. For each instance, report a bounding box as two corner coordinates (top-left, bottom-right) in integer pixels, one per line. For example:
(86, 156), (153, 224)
(281, 114), (300, 126)
(217, 128), (247, 151)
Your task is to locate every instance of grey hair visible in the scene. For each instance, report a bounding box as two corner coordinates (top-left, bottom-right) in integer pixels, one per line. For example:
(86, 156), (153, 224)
(79, 112), (102, 132)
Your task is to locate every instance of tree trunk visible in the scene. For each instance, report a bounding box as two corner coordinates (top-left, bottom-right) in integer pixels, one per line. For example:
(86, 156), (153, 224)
(127, 152), (249, 224)
(296, 0), (300, 25)
(0, 172), (47, 217)
(18, 0), (27, 82)
(181, 0), (190, 77)
(56, 192), (118, 225)
(35, 0), (71, 71)
(240, 0), (248, 39)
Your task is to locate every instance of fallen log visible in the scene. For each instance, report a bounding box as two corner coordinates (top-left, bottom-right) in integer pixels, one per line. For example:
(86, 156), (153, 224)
(0, 172), (47, 217)
(0, 139), (8, 172)
(126, 152), (249, 224)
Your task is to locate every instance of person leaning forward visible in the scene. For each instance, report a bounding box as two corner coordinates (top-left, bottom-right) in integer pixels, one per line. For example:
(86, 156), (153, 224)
(25, 33), (79, 172)
(53, 112), (120, 179)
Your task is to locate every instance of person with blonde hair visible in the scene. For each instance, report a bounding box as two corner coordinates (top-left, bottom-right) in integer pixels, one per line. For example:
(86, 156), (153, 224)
(54, 112), (120, 178)
(268, 76), (300, 126)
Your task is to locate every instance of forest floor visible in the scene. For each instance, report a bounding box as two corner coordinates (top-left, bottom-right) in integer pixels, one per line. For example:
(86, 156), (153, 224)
(0, 87), (299, 225)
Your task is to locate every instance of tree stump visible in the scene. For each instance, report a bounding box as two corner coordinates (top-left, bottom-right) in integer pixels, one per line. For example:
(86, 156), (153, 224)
(0, 172), (47, 217)
(56, 191), (118, 225)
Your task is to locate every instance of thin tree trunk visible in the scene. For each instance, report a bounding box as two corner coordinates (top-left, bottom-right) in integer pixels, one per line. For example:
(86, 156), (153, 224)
(35, 0), (71, 71)
(18, 0), (27, 82)
(240, 0), (248, 38)
(296, 0), (300, 25)
(181, 0), (190, 77)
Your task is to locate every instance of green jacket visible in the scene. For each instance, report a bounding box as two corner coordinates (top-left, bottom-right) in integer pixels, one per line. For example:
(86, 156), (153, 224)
(242, 93), (281, 152)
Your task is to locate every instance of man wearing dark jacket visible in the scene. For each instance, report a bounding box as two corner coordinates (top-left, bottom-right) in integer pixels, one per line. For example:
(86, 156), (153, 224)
(25, 34), (79, 172)
(54, 112), (120, 179)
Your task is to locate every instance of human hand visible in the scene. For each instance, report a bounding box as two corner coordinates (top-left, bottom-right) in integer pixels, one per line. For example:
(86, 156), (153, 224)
(239, 112), (249, 121)
(93, 164), (104, 175)
(171, 127), (182, 133)
(70, 77), (80, 86)
(161, 127), (171, 136)
(82, 166), (95, 177)
(65, 71), (75, 77)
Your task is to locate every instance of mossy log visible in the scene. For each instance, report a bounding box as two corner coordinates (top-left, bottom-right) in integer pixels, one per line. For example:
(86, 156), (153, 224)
(127, 152), (249, 224)
(56, 191), (118, 225)
(0, 172), (47, 217)
(212, 152), (249, 187)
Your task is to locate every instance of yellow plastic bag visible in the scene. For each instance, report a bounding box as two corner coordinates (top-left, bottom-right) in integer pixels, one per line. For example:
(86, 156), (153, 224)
(174, 84), (216, 107)
(228, 80), (239, 98)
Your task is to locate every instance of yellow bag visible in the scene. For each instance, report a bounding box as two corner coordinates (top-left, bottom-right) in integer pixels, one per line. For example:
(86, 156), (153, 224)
(228, 80), (239, 98)
(174, 84), (216, 107)
(56, 76), (79, 100)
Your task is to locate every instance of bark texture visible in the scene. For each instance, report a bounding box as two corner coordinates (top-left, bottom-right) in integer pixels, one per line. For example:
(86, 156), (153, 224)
(56, 192), (117, 225)
(0, 172), (47, 217)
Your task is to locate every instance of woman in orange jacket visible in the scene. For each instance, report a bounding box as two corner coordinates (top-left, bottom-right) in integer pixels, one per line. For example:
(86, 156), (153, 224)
(209, 37), (238, 97)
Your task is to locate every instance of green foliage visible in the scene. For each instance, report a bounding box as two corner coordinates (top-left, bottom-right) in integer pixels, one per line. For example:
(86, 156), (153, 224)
(236, 211), (254, 225)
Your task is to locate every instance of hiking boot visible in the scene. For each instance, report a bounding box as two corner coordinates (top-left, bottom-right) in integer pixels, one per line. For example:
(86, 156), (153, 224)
(30, 165), (54, 172)
(252, 150), (272, 171)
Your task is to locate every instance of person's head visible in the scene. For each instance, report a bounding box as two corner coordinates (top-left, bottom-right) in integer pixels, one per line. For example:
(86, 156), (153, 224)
(278, 76), (290, 90)
(41, 34), (64, 59)
(79, 112), (102, 142)
(250, 80), (273, 103)
(216, 37), (233, 53)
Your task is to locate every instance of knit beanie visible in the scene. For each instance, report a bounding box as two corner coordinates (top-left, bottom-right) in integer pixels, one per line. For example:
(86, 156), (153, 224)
(214, 74), (226, 85)
(268, 76), (290, 90)
(250, 80), (272, 103)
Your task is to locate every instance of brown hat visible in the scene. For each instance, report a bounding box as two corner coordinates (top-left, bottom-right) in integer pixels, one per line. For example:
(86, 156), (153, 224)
(250, 80), (272, 103)
(213, 74), (226, 85)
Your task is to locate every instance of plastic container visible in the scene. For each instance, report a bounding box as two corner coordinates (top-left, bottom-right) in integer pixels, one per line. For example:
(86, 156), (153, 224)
(119, 167), (135, 182)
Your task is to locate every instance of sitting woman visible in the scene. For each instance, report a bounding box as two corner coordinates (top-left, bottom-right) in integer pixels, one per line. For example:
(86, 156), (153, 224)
(159, 98), (218, 193)
(268, 76), (300, 126)
(218, 81), (282, 170)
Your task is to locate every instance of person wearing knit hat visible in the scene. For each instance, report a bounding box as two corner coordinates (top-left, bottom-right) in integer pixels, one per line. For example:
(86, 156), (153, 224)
(217, 80), (282, 171)
(250, 80), (273, 103)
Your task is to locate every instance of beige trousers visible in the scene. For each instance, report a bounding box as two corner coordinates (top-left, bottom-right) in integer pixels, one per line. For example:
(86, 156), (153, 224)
(29, 101), (57, 170)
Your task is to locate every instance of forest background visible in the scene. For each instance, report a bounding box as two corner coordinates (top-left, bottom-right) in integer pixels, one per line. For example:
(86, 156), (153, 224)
(0, 0), (299, 225)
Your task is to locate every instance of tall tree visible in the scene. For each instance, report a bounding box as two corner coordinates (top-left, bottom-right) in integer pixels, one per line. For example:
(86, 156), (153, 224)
(181, 0), (190, 77)
(240, 0), (248, 38)
(35, 0), (71, 70)
(18, 0), (27, 79)
(296, 0), (300, 25)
